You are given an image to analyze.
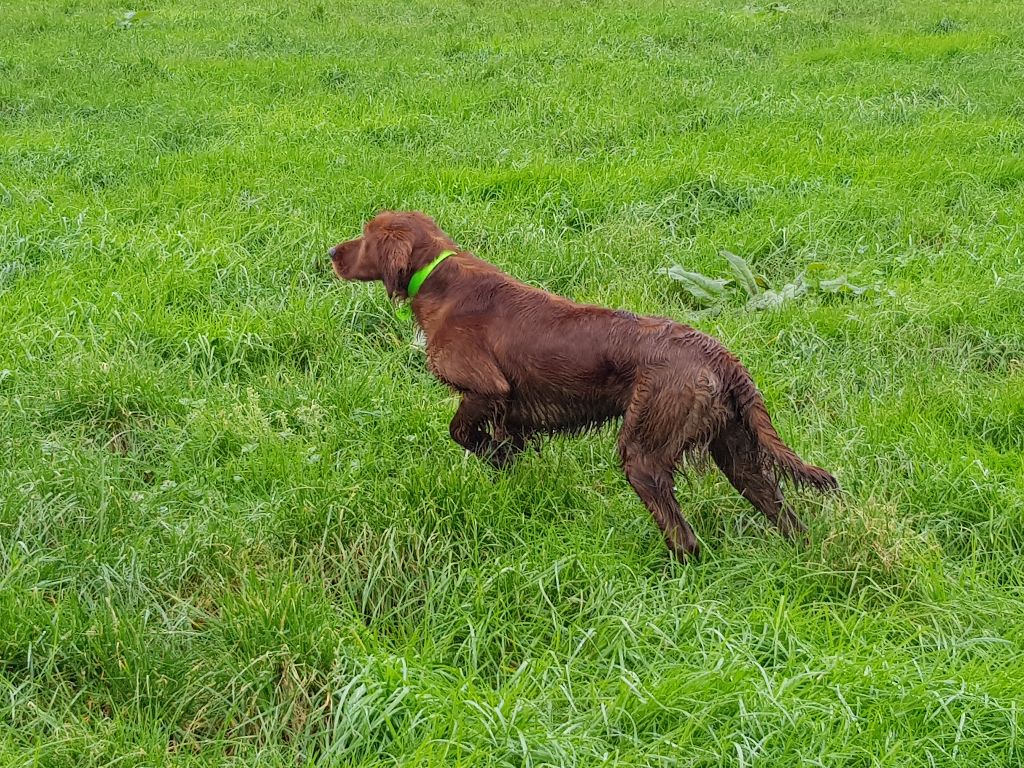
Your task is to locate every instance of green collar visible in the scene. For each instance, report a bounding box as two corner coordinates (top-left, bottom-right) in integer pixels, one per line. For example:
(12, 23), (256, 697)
(407, 250), (455, 299)
(397, 250), (454, 322)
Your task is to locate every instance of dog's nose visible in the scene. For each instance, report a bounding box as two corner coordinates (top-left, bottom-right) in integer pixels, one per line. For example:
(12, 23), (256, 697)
(328, 245), (338, 258)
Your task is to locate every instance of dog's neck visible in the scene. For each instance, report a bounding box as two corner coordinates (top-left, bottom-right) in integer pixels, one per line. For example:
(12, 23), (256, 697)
(406, 250), (455, 300)
(407, 252), (488, 341)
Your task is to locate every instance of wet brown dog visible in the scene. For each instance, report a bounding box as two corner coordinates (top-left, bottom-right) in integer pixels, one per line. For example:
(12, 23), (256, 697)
(330, 210), (837, 559)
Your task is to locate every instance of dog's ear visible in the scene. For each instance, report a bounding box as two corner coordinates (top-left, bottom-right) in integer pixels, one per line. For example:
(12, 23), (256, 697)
(365, 228), (413, 298)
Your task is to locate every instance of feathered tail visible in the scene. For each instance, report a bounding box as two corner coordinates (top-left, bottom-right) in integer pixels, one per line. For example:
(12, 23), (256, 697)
(731, 371), (838, 492)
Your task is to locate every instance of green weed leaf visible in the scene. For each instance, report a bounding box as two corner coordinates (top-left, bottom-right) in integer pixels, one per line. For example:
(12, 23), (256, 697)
(746, 281), (806, 310)
(817, 276), (870, 295)
(721, 249), (762, 297)
(660, 266), (731, 306)
(114, 10), (151, 30)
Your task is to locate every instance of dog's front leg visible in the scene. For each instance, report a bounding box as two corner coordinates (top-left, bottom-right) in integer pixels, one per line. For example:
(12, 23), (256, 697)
(449, 394), (493, 455)
(450, 394), (518, 469)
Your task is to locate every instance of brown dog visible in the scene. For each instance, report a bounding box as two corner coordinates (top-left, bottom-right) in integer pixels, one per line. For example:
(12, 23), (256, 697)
(330, 210), (837, 559)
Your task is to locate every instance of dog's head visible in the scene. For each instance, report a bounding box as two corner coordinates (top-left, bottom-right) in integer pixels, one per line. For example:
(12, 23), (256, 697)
(329, 210), (457, 299)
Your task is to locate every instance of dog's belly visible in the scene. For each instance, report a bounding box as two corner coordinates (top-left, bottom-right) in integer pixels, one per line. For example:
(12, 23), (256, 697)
(501, 393), (624, 435)
(498, 352), (635, 435)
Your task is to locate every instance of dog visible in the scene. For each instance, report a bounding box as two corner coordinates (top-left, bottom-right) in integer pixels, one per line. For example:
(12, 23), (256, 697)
(330, 210), (837, 559)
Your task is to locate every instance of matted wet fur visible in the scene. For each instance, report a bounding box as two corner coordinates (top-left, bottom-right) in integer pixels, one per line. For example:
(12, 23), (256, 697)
(330, 210), (838, 560)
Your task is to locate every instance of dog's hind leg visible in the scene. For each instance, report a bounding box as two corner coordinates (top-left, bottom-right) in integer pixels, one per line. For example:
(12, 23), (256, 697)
(709, 422), (806, 539)
(620, 451), (700, 560)
(618, 372), (714, 560)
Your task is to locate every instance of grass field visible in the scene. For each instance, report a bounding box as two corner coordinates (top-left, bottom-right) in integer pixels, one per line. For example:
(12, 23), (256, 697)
(2, 0), (1024, 764)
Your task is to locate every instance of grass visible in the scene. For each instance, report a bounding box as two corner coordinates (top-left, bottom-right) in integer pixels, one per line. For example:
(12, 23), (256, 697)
(2, 0), (1023, 764)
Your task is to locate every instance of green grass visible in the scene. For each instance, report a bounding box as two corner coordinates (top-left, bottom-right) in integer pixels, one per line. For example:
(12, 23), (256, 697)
(2, 0), (1023, 764)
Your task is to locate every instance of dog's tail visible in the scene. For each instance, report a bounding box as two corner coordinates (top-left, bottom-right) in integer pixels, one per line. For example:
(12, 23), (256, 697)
(730, 369), (838, 492)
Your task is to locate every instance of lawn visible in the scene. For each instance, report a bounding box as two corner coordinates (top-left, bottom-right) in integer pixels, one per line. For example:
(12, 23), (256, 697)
(2, 0), (1023, 764)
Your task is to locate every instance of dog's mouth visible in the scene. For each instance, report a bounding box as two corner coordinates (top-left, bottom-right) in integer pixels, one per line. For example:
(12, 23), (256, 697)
(327, 238), (365, 280)
(327, 244), (348, 279)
